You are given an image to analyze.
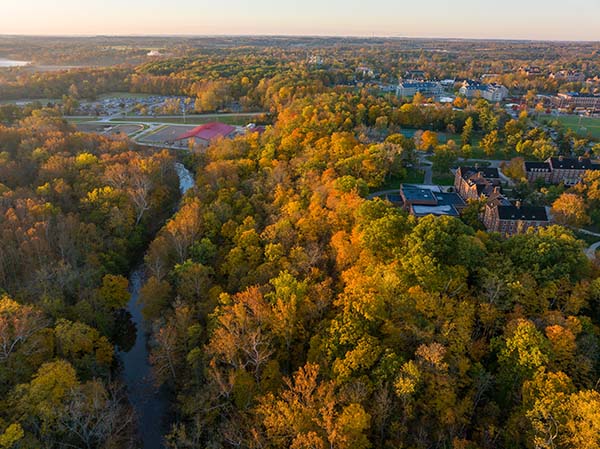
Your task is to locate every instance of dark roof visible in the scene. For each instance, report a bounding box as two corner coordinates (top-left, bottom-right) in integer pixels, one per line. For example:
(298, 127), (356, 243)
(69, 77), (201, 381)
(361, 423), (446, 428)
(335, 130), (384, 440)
(525, 161), (551, 172)
(398, 81), (442, 89)
(435, 192), (466, 207)
(459, 166), (500, 179)
(548, 157), (596, 170)
(411, 204), (460, 217)
(400, 184), (437, 203)
(487, 192), (511, 208)
(498, 204), (548, 221)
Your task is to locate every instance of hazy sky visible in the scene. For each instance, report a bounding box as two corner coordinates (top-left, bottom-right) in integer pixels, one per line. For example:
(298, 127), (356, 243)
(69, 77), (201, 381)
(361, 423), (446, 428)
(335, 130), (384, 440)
(1, 0), (599, 41)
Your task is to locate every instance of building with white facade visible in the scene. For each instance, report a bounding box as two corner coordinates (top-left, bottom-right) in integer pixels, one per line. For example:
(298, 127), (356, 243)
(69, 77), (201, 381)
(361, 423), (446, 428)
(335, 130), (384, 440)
(396, 81), (444, 99)
(459, 81), (509, 102)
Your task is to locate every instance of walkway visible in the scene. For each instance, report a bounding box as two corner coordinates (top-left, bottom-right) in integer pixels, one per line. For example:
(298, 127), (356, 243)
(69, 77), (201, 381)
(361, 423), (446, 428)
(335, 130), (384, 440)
(586, 242), (600, 260)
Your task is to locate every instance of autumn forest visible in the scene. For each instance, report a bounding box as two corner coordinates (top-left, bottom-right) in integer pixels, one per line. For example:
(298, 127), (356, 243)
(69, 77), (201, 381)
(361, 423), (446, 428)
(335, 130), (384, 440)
(1, 36), (600, 449)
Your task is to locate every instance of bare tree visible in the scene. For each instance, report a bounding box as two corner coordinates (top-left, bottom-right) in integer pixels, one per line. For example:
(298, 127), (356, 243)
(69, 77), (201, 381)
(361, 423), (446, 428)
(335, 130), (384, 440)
(0, 296), (48, 363)
(58, 381), (135, 449)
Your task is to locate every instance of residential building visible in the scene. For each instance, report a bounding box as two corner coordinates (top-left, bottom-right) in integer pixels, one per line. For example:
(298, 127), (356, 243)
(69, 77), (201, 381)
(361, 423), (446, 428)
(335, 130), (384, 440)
(483, 201), (550, 236)
(549, 70), (585, 83)
(454, 166), (502, 201)
(397, 81), (444, 99)
(356, 66), (375, 78)
(459, 81), (509, 102)
(308, 55), (324, 66)
(525, 156), (600, 185)
(551, 92), (600, 112)
(400, 184), (466, 217)
(524, 161), (553, 184)
(519, 66), (544, 77)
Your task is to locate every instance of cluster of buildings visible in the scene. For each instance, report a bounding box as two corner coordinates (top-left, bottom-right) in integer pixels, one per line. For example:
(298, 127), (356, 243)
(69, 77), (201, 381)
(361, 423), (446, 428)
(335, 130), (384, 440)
(519, 66), (544, 77)
(453, 166), (549, 235)
(549, 70), (586, 83)
(550, 92), (600, 113)
(395, 78), (509, 103)
(397, 164), (552, 236)
(450, 157), (599, 235)
(520, 66), (587, 83)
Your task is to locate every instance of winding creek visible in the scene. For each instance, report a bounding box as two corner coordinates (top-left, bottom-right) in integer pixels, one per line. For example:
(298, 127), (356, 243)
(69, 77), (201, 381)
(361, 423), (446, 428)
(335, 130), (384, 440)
(119, 161), (195, 449)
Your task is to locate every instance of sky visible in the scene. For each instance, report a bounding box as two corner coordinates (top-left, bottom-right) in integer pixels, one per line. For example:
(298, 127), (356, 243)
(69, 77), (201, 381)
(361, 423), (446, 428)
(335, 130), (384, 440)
(1, 0), (599, 41)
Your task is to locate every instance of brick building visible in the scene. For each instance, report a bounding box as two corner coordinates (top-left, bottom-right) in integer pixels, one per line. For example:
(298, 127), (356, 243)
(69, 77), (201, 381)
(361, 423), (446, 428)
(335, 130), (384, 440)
(525, 156), (600, 186)
(454, 166), (502, 201)
(483, 201), (550, 236)
(551, 93), (600, 112)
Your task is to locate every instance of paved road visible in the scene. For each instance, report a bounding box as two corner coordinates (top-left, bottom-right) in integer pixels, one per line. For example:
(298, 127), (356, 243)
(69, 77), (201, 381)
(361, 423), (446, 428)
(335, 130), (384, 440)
(422, 162), (433, 185)
(65, 112), (267, 122)
(575, 228), (600, 238)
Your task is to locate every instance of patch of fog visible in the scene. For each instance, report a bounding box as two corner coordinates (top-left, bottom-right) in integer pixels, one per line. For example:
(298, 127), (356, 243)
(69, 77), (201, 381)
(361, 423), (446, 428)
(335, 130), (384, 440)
(0, 58), (30, 68)
(174, 162), (194, 195)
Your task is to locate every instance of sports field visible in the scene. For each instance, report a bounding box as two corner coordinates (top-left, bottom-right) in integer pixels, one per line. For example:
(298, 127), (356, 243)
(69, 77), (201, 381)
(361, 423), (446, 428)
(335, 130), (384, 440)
(541, 115), (600, 139)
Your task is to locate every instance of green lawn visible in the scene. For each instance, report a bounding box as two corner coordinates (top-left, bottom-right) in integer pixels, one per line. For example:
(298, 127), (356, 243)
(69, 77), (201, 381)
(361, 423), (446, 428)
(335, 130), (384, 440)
(540, 114), (600, 139)
(371, 168), (424, 193)
(432, 173), (455, 185)
(403, 167), (425, 184)
(67, 117), (98, 123)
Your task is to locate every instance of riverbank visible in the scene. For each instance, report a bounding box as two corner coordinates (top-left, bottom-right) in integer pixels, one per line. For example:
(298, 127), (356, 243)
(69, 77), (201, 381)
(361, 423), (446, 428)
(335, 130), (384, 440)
(119, 161), (195, 449)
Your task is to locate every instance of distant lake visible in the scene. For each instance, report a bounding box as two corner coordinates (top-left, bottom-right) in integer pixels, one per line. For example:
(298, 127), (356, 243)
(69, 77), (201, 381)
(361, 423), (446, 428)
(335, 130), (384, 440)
(0, 58), (30, 68)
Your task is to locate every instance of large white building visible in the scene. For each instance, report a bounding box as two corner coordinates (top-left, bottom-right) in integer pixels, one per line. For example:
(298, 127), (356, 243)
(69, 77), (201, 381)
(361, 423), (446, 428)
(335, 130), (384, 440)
(396, 81), (444, 99)
(459, 81), (509, 102)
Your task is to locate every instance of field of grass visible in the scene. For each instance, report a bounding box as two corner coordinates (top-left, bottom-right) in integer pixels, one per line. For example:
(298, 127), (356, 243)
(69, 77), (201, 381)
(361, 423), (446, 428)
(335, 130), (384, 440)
(432, 173), (455, 185)
(541, 114), (600, 139)
(370, 168), (424, 193)
(67, 117), (99, 123)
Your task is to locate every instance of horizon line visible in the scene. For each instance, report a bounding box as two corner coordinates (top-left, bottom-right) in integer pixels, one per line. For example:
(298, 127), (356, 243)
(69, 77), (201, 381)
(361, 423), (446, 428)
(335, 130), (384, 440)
(0, 33), (598, 44)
